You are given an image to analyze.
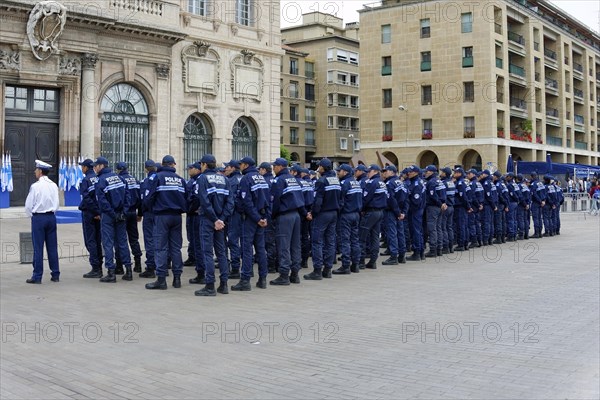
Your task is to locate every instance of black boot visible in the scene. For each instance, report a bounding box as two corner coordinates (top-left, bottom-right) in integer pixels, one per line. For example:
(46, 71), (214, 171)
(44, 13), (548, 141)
(195, 283), (216, 296)
(139, 268), (156, 278)
(350, 263), (360, 273)
(437, 248), (443, 257)
(114, 261), (124, 275)
(256, 277), (267, 289)
(358, 259), (366, 270)
(398, 253), (406, 264)
(269, 274), (290, 286)
(366, 260), (377, 269)
(217, 280), (229, 294)
(532, 232), (542, 239)
(304, 269), (323, 280)
(380, 249), (391, 256)
(122, 265), (133, 281)
(454, 245), (466, 252)
(172, 275), (181, 288)
(232, 279), (252, 291)
(99, 269), (116, 283)
(322, 267), (332, 279)
(301, 260), (308, 269)
(83, 268), (103, 278)
(493, 238), (503, 244)
(133, 257), (142, 273)
(450, 245), (455, 253)
(407, 252), (421, 261)
(442, 247), (450, 254)
(145, 276), (167, 290)
(524, 233), (529, 239)
(229, 269), (241, 280)
(424, 250), (438, 258)
(382, 256), (398, 265)
(189, 272), (205, 284)
(332, 266), (351, 275)
(183, 257), (195, 266)
(290, 270), (300, 284)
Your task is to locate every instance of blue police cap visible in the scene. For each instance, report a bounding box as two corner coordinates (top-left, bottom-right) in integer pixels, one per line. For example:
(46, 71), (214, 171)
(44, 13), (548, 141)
(516, 174), (524, 180)
(217, 167), (225, 173)
(258, 162), (272, 170)
(239, 156), (255, 166)
(309, 170), (317, 175)
(481, 169), (491, 175)
(162, 155), (175, 164)
(300, 168), (310, 174)
(337, 164), (353, 174)
(225, 159), (240, 169)
(273, 158), (289, 167)
(425, 165), (437, 173)
(530, 171), (538, 177)
(441, 167), (452, 176)
(506, 172), (515, 178)
(467, 168), (478, 175)
(290, 164), (303, 173)
(92, 157), (109, 166)
(154, 162), (162, 169)
(188, 162), (201, 170)
(401, 168), (410, 175)
(78, 159), (94, 168)
(115, 161), (128, 170)
(356, 165), (368, 172)
(407, 165), (420, 173)
(454, 167), (465, 175)
(493, 171), (502, 177)
(200, 154), (216, 164)
(384, 165), (398, 173)
(367, 164), (381, 171)
(144, 159), (156, 168)
(318, 158), (332, 168)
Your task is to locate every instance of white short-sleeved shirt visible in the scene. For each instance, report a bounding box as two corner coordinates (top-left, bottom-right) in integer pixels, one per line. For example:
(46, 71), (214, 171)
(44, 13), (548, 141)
(25, 176), (60, 217)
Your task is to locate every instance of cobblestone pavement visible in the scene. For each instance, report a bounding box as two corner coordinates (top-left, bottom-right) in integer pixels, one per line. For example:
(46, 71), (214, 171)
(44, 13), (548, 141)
(1, 213), (598, 399)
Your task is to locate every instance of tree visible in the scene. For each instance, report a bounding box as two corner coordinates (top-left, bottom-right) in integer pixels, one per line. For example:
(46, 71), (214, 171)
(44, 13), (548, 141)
(280, 144), (291, 162)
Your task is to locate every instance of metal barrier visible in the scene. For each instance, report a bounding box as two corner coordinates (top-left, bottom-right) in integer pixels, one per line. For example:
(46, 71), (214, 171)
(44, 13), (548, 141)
(561, 193), (598, 213)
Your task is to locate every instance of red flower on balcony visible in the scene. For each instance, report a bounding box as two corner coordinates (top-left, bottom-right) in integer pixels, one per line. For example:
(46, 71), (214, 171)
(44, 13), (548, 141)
(536, 134), (543, 144)
(497, 129), (505, 138)
(382, 135), (393, 142)
(422, 130), (432, 140)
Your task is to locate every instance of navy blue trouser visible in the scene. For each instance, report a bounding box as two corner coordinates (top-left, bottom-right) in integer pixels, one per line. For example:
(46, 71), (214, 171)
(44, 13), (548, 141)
(265, 219), (278, 268)
(543, 204), (554, 234)
(142, 212), (155, 270)
(275, 211), (301, 275)
(125, 212), (142, 258)
(517, 206), (526, 237)
(383, 210), (405, 256)
(311, 210), (338, 269)
(426, 206), (442, 251)
(507, 202), (518, 238)
(199, 215), (228, 284)
(186, 214), (195, 260)
(227, 213), (242, 271)
(190, 214), (205, 275)
(553, 206), (560, 233)
(494, 208), (505, 239)
(469, 210), (479, 243)
(441, 205), (454, 249)
(301, 218), (311, 263)
(359, 209), (383, 262)
(481, 205), (494, 243)
(154, 214), (183, 278)
(82, 211), (102, 269)
(531, 202), (543, 234)
(339, 212), (361, 267)
(455, 207), (469, 247)
(31, 213), (59, 281)
(408, 209), (424, 252)
(241, 217), (267, 280)
(101, 214), (130, 270)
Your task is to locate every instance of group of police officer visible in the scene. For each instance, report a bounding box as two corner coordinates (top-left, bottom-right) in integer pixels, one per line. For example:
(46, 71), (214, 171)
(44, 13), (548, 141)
(77, 154), (563, 296)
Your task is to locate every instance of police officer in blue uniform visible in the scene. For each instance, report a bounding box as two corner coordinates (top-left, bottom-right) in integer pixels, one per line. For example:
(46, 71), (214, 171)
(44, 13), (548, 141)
(553, 178), (563, 235)
(406, 165), (426, 261)
(440, 167), (455, 253)
(505, 172), (521, 241)
(359, 164), (387, 269)
(466, 169), (483, 248)
(479, 170), (497, 246)
(424, 165), (447, 257)
(187, 162), (207, 285)
(139, 160), (158, 278)
(290, 165), (314, 269)
(380, 165), (400, 265)
(516, 174), (530, 240)
(355, 164), (369, 188)
(453, 167), (472, 252)
(115, 162), (143, 276)
(269, 158), (305, 285)
(259, 162), (279, 273)
(543, 175), (557, 236)
(93, 157), (131, 283)
(183, 164), (200, 267)
(79, 159), (104, 278)
(193, 155), (234, 296)
(529, 172), (546, 239)
(224, 160), (243, 279)
(25, 160), (60, 284)
(305, 158), (341, 280)
(333, 164), (363, 274)
(492, 171), (508, 243)
(143, 155), (187, 290)
(231, 157), (271, 291)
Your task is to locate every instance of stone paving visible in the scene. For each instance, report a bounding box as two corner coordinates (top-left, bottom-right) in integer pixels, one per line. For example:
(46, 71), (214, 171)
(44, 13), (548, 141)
(0, 213), (598, 399)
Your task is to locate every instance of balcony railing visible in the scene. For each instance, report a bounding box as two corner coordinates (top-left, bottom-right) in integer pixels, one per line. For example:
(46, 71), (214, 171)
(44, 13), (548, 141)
(567, 139), (571, 147)
(546, 107), (559, 118)
(508, 31), (525, 46)
(575, 141), (588, 150)
(544, 48), (556, 60)
(510, 96), (527, 110)
(305, 71), (315, 79)
(422, 129), (432, 140)
(305, 116), (316, 124)
(509, 64), (526, 77)
(464, 129), (475, 138)
(494, 23), (502, 34)
(574, 115), (584, 125)
(381, 65), (392, 76)
(382, 134), (393, 142)
(573, 62), (584, 73)
(289, 68), (298, 75)
(462, 57), (474, 67)
(305, 138), (316, 146)
(510, 131), (532, 142)
(421, 61), (431, 71)
(536, 133), (543, 144)
(421, 27), (431, 38)
(547, 136), (562, 146)
(496, 58), (503, 68)
(545, 78), (558, 89)
(573, 88), (584, 99)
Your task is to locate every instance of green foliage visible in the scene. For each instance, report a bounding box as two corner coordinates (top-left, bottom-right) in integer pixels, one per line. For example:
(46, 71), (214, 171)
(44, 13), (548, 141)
(280, 145), (291, 162)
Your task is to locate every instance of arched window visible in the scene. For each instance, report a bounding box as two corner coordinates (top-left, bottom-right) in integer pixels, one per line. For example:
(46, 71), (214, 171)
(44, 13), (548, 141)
(183, 114), (213, 166)
(231, 116), (257, 160)
(100, 83), (149, 179)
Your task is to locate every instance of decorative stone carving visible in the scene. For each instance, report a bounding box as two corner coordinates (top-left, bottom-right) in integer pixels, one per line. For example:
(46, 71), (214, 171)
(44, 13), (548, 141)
(257, 30), (264, 41)
(155, 63), (170, 79)
(230, 23), (238, 36)
(181, 43), (220, 95)
(80, 53), (98, 69)
(212, 20), (220, 32)
(230, 51), (264, 102)
(241, 49), (255, 65)
(0, 50), (21, 71)
(194, 41), (211, 57)
(26, 1), (67, 61)
(183, 14), (192, 27)
(58, 56), (81, 75)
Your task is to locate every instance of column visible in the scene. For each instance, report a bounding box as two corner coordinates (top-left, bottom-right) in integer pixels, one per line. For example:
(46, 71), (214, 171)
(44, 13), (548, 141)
(80, 53), (99, 158)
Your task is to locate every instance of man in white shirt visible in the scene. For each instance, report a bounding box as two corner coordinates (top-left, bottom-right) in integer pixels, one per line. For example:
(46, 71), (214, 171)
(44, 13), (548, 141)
(25, 160), (60, 284)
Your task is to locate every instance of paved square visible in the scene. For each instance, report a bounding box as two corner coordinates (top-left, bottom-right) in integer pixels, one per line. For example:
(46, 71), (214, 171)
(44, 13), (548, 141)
(1, 213), (598, 399)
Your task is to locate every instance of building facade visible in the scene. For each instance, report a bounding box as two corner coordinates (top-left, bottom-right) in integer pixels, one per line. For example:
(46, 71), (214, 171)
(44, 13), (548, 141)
(282, 12), (360, 167)
(0, 0), (282, 206)
(359, 0), (600, 171)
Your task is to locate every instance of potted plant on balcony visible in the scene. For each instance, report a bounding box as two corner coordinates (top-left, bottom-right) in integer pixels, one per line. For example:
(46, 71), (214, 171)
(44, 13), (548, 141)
(521, 119), (533, 142)
(382, 134), (393, 142)
(497, 124), (505, 138)
(422, 129), (432, 140)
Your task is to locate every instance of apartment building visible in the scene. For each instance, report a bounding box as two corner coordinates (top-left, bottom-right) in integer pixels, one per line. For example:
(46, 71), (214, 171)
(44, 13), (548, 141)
(282, 12), (360, 167)
(359, 0), (599, 170)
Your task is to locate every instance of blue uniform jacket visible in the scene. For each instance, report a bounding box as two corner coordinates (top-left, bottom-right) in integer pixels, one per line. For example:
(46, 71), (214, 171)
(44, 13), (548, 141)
(444, 178), (456, 207)
(530, 179), (547, 204)
(545, 183), (557, 206)
(270, 168), (304, 218)
(144, 166), (187, 215)
(187, 175), (201, 214)
(140, 170), (157, 215)
(79, 170), (100, 215)
(425, 174), (446, 207)
(340, 175), (363, 214)
(392, 178), (409, 215)
(454, 178), (471, 209)
(118, 170), (141, 215)
(311, 170), (342, 215)
(554, 184), (564, 205)
(519, 182), (531, 207)
(237, 166), (271, 223)
(384, 176), (401, 216)
(469, 178), (482, 208)
(195, 169), (234, 222)
(495, 180), (509, 207)
(228, 171), (243, 203)
(407, 176), (426, 211)
(362, 174), (388, 210)
(95, 167), (129, 218)
(507, 181), (522, 204)
(300, 176), (314, 213)
(481, 176), (497, 208)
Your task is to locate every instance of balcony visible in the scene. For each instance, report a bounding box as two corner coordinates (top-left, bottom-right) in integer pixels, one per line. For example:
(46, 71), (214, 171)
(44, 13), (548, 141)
(421, 27), (431, 38)
(536, 133), (543, 144)
(508, 31), (525, 46)
(381, 65), (392, 76)
(421, 61), (431, 71)
(573, 62), (584, 73)
(289, 68), (298, 75)
(305, 138), (316, 146)
(574, 115), (584, 125)
(462, 57), (474, 68)
(382, 134), (393, 142)
(290, 136), (299, 145)
(546, 107), (559, 118)
(510, 96), (527, 111)
(510, 131), (532, 142)
(545, 78), (558, 91)
(573, 88), (584, 102)
(464, 129), (475, 138)
(547, 136), (562, 146)
(305, 71), (315, 79)
(305, 116), (316, 125)
(494, 23), (502, 34)
(509, 64), (526, 78)
(575, 141), (588, 150)
(422, 129), (432, 140)
(496, 58), (503, 69)
(543, 48), (557, 60)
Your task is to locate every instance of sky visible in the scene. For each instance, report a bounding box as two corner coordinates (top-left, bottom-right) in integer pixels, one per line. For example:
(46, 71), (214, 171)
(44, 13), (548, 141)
(280, 0), (600, 33)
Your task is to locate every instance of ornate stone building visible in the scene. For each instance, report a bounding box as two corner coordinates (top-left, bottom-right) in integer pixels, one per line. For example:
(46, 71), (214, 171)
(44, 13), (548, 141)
(0, 0), (282, 205)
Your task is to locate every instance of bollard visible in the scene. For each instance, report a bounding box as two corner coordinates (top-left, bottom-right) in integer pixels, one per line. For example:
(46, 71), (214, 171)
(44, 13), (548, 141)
(19, 232), (34, 264)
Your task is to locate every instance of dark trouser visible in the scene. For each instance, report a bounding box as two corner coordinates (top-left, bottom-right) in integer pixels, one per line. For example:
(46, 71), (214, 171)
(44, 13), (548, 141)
(241, 217), (268, 280)
(383, 210), (399, 256)
(359, 209), (383, 262)
(441, 205), (454, 249)
(154, 214), (183, 278)
(531, 202), (543, 234)
(311, 210), (338, 269)
(125, 212), (142, 258)
(82, 211), (102, 269)
(469, 210), (479, 243)
(265, 219), (278, 269)
(494, 208), (505, 239)
(191, 214), (205, 275)
(227, 213), (242, 271)
(31, 213), (59, 281)
(339, 212), (361, 267)
(426, 206), (442, 251)
(186, 214), (195, 260)
(507, 202), (518, 238)
(481, 205), (494, 243)
(455, 207), (468, 247)
(524, 208), (531, 235)
(199, 215), (228, 284)
(553, 206), (560, 233)
(275, 211), (301, 275)
(408, 208), (424, 252)
(301, 218), (311, 263)
(142, 212), (155, 270)
(517, 206), (526, 237)
(542, 204), (554, 234)
(101, 214), (130, 270)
